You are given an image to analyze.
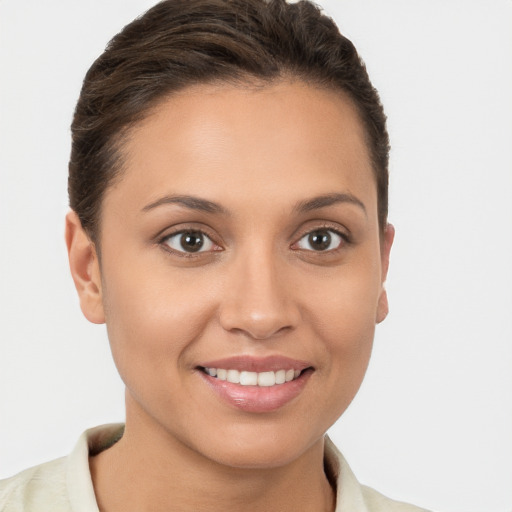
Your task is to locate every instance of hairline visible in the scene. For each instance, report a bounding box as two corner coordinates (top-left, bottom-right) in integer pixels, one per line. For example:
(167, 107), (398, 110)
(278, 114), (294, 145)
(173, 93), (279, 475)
(87, 74), (386, 250)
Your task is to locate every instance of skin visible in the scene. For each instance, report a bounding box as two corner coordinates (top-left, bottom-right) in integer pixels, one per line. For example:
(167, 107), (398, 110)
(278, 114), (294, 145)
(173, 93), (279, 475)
(66, 80), (394, 512)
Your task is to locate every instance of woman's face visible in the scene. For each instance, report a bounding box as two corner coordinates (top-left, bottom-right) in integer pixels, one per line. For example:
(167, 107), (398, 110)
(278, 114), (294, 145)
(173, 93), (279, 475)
(74, 81), (393, 468)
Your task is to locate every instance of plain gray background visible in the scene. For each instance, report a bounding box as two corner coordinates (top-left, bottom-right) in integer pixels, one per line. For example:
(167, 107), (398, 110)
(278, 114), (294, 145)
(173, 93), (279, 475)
(1, 1), (511, 511)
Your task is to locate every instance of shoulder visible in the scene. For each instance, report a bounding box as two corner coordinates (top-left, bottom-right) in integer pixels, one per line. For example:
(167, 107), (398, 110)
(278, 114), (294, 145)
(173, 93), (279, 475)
(324, 436), (432, 512)
(0, 457), (71, 512)
(359, 484), (431, 512)
(0, 424), (122, 512)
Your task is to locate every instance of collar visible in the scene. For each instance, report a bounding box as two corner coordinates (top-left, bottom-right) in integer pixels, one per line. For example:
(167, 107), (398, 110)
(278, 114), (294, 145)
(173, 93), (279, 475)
(65, 425), (369, 512)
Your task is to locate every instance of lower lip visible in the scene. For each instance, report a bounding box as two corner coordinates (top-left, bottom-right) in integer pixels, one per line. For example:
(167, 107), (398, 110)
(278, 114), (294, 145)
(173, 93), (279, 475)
(199, 370), (312, 413)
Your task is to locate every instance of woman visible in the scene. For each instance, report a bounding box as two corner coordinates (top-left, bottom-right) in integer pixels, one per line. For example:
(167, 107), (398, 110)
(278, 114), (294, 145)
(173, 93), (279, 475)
(0, 1), (430, 510)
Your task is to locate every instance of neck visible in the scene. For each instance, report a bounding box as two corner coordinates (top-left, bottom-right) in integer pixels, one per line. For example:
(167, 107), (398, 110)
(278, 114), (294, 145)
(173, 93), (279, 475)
(90, 400), (335, 512)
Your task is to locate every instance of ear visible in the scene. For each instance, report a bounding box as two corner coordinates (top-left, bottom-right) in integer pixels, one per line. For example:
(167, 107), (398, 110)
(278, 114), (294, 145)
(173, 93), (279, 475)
(65, 211), (105, 324)
(376, 223), (395, 324)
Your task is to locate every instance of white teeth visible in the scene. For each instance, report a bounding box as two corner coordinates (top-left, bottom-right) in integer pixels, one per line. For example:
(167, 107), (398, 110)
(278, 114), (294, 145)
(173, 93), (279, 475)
(204, 367), (304, 387)
(239, 371), (258, 386)
(258, 371), (276, 387)
(226, 369), (240, 384)
(275, 369), (286, 385)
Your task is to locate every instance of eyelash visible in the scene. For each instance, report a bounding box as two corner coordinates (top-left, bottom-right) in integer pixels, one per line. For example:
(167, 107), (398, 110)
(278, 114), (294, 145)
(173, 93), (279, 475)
(293, 226), (350, 254)
(159, 225), (350, 258)
(160, 229), (221, 258)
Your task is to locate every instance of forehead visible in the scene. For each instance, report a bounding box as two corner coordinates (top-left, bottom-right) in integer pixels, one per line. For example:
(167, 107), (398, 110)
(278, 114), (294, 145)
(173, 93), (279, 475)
(107, 80), (377, 218)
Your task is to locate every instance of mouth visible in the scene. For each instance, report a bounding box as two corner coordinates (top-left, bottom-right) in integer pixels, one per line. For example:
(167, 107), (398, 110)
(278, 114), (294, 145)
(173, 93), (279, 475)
(196, 356), (314, 413)
(199, 367), (306, 387)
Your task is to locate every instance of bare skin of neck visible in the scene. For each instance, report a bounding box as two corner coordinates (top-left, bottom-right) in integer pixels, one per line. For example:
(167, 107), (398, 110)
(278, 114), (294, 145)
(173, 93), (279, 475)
(89, 404), (335, 512)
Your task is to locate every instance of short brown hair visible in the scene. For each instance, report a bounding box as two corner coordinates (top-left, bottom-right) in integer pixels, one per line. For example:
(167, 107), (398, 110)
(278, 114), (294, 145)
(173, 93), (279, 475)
(68, 0), (389, 242)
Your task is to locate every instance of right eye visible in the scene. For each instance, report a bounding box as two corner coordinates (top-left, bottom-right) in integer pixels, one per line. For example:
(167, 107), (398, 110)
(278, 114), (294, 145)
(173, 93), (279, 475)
(162, 230), (217, 254)
(294, 228), (347, 252)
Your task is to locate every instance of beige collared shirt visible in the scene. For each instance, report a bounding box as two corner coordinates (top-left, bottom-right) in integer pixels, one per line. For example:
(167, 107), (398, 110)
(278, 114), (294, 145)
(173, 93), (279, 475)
(0, 425), (430, 511)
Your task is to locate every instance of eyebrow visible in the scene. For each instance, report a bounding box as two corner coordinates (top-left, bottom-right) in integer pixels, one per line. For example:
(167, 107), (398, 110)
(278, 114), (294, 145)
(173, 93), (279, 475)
(142, 195), (228, 215)
(142, 192), (366, 216)
(294, 193), (367, 216)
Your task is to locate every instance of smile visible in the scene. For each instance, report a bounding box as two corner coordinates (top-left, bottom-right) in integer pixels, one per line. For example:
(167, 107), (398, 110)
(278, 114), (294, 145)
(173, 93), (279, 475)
(198, 357), (313, 413)
(202, 367), (302, 387)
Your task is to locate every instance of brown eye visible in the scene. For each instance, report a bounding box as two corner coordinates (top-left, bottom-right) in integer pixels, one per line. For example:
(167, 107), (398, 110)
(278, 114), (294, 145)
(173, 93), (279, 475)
(163, 231), (214, 253)
(296, 229), (344, 252)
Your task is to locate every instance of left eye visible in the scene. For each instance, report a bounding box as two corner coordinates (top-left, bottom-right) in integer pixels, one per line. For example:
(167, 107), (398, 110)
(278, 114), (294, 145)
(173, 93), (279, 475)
(296, 229), (345, 252)
(163, 231), (215, 253)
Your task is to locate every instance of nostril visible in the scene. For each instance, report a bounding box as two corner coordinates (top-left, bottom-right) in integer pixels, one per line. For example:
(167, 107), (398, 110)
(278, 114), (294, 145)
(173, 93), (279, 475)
(218, 269), (301, 339)
(226, 323), (294, 341)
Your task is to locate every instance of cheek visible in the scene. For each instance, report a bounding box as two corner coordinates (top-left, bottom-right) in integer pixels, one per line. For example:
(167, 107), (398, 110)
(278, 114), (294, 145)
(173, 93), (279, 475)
(304, 257), (381, 345)
(310, 297), (376, 428)
(314, 283), (376, 381)
(101, 259), (218, 387)
(300, 258), (381, 405)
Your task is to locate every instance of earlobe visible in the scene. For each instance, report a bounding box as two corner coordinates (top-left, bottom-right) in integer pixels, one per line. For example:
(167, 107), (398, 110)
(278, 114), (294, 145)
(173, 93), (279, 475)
(65, 211), (105, 324)
(376, 287), (389, 324)
(376, 223), (395, 324)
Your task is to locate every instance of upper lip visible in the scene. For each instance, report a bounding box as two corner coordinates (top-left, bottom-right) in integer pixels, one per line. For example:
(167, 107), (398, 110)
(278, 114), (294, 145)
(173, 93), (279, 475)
(198, 355), (312, 373)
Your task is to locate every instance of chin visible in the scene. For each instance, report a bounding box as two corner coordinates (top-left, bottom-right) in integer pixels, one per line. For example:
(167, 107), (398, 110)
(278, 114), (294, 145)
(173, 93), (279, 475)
(186, 423), (325, 470)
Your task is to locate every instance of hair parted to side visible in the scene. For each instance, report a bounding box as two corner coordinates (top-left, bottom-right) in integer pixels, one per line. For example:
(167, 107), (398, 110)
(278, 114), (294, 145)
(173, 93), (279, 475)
(69, 0), (390, 243)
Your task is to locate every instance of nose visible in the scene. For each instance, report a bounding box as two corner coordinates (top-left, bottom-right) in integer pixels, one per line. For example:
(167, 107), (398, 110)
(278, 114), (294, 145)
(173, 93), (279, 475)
(218, 248), (300, 340)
